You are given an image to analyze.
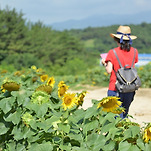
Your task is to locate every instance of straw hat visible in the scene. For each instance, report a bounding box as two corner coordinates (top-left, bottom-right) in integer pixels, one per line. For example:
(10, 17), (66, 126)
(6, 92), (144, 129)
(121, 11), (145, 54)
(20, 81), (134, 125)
(110, 25), (137, 40)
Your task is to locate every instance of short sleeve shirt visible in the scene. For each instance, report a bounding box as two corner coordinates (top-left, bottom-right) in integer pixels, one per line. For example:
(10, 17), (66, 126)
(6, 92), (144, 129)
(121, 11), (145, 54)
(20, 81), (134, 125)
(105, 47), (138, 91)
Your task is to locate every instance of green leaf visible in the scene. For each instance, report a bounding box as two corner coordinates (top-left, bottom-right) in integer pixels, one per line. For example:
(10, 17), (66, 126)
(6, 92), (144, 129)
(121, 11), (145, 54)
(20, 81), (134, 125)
(118, 141), (131, 151)
(0, 97), (15, 114)
(128, 145), (140, 151)
(59, 143), (71, 151)
(0, 122), (9, 135)
(103, 140), (115, 151)
(101, 122), (115, 133)
(26, 102), (48, 118)
(29, 120), (38, 130)
(84, 106), (98, 119)
(62, 110), (69, 118)
(36, 103), (48, 117)
(83, 120), (99, 134)
(58, 123), (70, 133)
(68, 133), (83, 142)
(37, 121), (47, 130)
(5, 109), (21, 125)
(145, 142), (151, 151)
(11, 91), (26, 105)
(29, 142), (53, 151)
(123, 129), (132, 139)
(136, 139), (145, 150)
(101, 112), (116, 125)
(5, 141), (16, 151)
(106, 127), (122, 140)
(46, 115), (60, 124)
(71, 109), (85, 123)
(87, 133), (106, 150)
(71, 146), (88, 151)
(131, 126), (140, 137)
(12, 127), (24, 141)
(124, 126), (140, 139)
(22, 126), (34, 139)
(44, 116), (60, 131)
(15, 143), (26, 151)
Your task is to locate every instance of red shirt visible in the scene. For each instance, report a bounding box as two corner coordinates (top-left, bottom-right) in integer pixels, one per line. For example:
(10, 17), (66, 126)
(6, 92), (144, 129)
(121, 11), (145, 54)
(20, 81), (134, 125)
(105, 47), (138, 91)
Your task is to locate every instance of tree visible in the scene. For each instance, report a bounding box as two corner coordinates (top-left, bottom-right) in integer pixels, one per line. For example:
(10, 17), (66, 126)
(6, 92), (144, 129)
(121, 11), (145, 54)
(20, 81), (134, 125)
(0, 6), (28, 61)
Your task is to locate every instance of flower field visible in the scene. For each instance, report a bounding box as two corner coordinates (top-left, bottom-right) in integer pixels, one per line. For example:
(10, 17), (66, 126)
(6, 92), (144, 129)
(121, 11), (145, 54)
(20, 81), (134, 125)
(0, 65), (151, 151)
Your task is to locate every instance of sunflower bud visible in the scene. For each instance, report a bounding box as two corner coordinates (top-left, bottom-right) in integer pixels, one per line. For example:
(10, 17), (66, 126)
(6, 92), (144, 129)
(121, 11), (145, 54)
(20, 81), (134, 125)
(31, 91), (50, 105)
(36, 84), (52, 94)
(22, 112), (33, 127)
(2, 81), (20, 92)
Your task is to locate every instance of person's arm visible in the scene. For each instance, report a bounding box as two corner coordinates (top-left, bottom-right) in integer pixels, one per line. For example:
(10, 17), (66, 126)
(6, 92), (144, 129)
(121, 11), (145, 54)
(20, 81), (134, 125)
(102, 59), (113, 74)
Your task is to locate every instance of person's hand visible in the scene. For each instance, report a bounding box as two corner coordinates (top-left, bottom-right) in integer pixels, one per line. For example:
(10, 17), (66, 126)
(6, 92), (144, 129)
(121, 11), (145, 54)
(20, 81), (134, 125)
(101, 58), (107, 66)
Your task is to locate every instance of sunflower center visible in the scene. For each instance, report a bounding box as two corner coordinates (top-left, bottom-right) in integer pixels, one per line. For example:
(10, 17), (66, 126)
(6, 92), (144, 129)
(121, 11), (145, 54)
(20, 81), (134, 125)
(147, 129), (151, 137)
(102, 100), (116, 108)
(64, 98), (71, 105)
(60, 86), (66, 93)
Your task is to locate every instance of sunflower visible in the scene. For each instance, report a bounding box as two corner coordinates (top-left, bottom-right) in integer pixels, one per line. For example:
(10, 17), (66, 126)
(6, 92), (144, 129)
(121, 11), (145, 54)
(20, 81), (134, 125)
(62, 93), (77, 110)
(40, 74), (48, 82)
(116, 118), (140, 129)
(36, 68), (43, 73)
(36, 84), (52, 94)
(97, 96), (121, 112)
(58, 82), (69, 98)
(47, 77), (55, 87)
(76, 91), (87, 107)
(1, 69), (7, 74)
(2, 81), (20, 92)
(31, 91), (50, 105)
(58, 81), (65, 87)
(22, 112), (33, 127)
(14, 71), (22, 76)
(31, 65), (37, 70)
(32, 76), (38, 83)
(143, 124), (151, 143)
(111, 107), (125, 114)
(1, 85), (6, 93)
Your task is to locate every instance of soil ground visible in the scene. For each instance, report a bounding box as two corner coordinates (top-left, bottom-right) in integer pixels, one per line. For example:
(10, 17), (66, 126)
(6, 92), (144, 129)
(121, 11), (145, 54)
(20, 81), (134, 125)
(69, 86), (151, 126)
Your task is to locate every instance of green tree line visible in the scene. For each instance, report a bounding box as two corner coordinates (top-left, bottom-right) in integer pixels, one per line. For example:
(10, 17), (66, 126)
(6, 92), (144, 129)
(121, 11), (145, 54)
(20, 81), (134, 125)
(0, 7), (151, 75)
(68, 23), (151, 54)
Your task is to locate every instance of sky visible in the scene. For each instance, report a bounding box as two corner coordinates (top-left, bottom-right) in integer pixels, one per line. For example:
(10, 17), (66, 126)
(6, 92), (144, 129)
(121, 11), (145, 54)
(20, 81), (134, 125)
(1, 0), (151, 25)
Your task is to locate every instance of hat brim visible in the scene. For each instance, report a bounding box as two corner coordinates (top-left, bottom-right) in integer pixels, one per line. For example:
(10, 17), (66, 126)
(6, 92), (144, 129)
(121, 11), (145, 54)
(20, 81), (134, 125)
(110, 33), (137, 40)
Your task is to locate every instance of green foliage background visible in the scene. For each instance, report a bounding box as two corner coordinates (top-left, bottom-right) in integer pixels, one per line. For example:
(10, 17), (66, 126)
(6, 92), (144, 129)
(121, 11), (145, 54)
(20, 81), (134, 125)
(0, 7), (151, 77)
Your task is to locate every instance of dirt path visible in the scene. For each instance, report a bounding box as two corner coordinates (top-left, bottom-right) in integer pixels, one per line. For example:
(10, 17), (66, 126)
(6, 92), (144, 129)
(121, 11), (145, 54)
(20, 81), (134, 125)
(70, 86), (151, 126)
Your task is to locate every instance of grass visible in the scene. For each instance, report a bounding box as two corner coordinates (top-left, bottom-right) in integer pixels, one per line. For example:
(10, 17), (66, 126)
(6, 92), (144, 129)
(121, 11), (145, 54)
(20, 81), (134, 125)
(84, 39), (95, 48)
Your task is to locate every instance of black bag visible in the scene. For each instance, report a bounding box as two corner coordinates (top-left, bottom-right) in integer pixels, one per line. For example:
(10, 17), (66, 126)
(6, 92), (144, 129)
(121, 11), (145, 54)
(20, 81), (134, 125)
(113, 49), (141, 93)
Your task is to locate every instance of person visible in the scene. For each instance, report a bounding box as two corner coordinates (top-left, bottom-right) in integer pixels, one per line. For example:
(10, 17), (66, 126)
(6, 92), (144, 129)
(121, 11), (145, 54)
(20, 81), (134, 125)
(101, 25), (138, 119)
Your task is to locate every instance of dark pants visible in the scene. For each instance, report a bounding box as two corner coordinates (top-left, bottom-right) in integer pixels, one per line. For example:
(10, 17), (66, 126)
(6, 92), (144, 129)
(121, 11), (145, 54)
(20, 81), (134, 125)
(107, 90), (135, 118)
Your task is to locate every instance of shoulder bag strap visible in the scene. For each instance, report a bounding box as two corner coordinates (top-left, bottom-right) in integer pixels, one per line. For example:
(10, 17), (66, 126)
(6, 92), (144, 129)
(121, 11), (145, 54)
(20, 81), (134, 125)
(131, 48), (136, 67)
(113, 49), (123, 68)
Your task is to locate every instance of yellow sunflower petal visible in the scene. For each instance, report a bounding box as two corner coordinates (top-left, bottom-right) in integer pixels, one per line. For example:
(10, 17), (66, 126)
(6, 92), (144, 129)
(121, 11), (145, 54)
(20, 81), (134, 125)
(58, 81), (65, 87)
(47, 77), (55, 87)
(97, 96), (121, 112)
(40, 74), (48, 82)
(76, 91), (87, 106)
(58, 83), (69, 97)
(62, 93), (77, 110)
(143, 126), (151, 143)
